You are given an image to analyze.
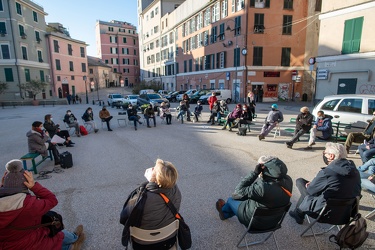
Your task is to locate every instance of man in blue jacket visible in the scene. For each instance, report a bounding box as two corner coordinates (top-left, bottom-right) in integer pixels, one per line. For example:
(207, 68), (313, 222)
(305, 110), (332, 150)
(289, 142), (361, 224)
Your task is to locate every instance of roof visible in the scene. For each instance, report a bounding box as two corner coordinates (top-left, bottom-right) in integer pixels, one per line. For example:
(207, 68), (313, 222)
(87, 56), (112, 68)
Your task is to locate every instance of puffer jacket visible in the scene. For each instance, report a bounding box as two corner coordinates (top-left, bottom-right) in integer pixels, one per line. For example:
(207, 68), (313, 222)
(314, 116), (332, 139)
(299, 158), (361, 216)
(233, 158), (293, 228)
(26, 130), (49, 157)
(296, 112), (314, 132)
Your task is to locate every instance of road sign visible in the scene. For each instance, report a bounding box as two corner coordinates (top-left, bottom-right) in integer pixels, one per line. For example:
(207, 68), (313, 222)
(317, 69), (329, 80)
(226, 72), (230, 80)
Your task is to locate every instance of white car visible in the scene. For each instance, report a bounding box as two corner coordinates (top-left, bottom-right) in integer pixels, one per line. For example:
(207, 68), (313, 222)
(125, 95), (139, 106)
(107, 93), (127, 106)
(312, 94), (375, 132)
(176, 89), (197, 102)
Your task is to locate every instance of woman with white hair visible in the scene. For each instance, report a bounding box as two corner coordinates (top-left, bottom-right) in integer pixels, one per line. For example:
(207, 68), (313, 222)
(289, 142), (361, 224)
(215, 156), (293, 229)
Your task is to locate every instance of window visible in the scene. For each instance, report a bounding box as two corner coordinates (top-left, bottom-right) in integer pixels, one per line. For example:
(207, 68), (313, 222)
(234, 16), (241, 36)
(205, 54), (212, 70)
(184, 60), (187, 72)
(108, 27), (113, 31)
(342, 17), (363, 54)
(18, 25), (25, 37)
(0, 22), (6, 35)
(189, 59), (193, 72)
(16, 2), (22, 15)
(212, 3), (220, 23)
(232, 0), (235, 12)
(80, 47), (85, 57)
(321, 99), (340, 110)
(69, 61), (74, 71)
(190, 18), (195, 33)
(219, 51), (226, 68)
(105, 59), (108, 64)
(281, 47), (291, 66)
(123, 58), (130, 65)
(71, 75), (74, 80)
(24, 69), (30, 81)
(89, 69), (93, 74)
(123, 37), (127, 43)
(40, 70), (44, 82)
(337, 98), (362, 113)
(37, 50), (43, 62)
(253, 46), (263, 66)
(55, 59), (61, 70)
(53, 40), (59, 53)
(315, 0), (322, 11)
(0, 0), (3, 11)
(368, 99), (375, 114)
(1, 44), (10, 59)
(4, 68), (13, 81)
(203, 31), (209, 46)
(57, 76), (61, 81)
(197, 33), (202, 47)
(133, 39), (136, 45)
(33, 11), (38, 22)
(81, 63), (86, 72)
(35, 31), (41, 42)
(222, 0), (228, 18)
(21, 46), (27, 60)
(134, 49), (137, 55)
(233, 48), (240, 67)
(211, 26), (217, 43)
(219, 23), (225, 40)
(249, 0), (270, 8)
(197, 13), (202, 30)
(284, 0), (293, 9)
(282, 15), (292, 35)
(237, 0), (244, 11)
(204, 8), (211, 27)
(68, 44), (73, 55)
(254, 14), (264, 33)
(111, 58), (118, 64)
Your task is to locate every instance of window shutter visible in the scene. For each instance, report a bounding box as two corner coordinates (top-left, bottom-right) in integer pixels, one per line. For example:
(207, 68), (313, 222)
(351, 17), (363, 53)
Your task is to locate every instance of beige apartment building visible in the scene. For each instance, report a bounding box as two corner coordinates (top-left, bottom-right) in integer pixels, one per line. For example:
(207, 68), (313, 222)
(96, 20), (140, 87)
(140, 0), (321, 102)
(46, 23), (88, 99)
(315, 0), (375, 100)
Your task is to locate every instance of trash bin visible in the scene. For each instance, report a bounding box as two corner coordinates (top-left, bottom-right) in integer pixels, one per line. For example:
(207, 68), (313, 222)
(302, 93), (308, 102)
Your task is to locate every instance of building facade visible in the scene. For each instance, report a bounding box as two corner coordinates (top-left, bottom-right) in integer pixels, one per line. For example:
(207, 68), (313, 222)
(87, 56), (120, 93)
(139, 0), (319, 102)
(96, 20), (140, 87)
(46, 23), (88, 99)
(0, 0), (51, 100)
(315, 0), (375, 100)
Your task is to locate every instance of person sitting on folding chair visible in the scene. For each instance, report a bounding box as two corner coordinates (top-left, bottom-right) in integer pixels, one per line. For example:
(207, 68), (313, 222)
(289, 142), (361, 224)
(258, 104), (283, 140)
(143, 104), (156, 128)
(44, 114), (74, 147)
(215, 155), (293, 229)
(63, 110), (81, 137)
(99, 106), (113, 131)
(82, 107), (99, 133)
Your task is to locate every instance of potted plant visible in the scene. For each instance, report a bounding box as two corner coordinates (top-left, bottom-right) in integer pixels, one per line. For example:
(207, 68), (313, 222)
(19, 79), (47, 105)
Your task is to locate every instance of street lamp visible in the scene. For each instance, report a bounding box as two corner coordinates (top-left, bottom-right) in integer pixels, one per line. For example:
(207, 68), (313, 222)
(83, 76), (88, 104)
(226, 20), (240, 103)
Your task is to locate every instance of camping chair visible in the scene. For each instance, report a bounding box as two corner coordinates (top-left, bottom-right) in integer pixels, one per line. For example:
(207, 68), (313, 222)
(364, 192), (375, 219)
(129, 219), (179, 250)
(237, 202), (291, 250)
(300, 196), (360, 250)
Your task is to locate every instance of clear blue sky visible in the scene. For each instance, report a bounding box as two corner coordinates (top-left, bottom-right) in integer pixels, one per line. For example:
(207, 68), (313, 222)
(36, 0), (138, 56)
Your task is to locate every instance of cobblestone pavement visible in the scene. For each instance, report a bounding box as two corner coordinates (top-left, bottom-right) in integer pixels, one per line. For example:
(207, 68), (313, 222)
(0, 87), (374, 249)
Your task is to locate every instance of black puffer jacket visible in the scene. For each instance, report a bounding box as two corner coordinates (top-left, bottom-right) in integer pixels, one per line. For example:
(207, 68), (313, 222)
(295, 112), (314, 132)
(233, 158), (293, 228)
(299, 159), (361, 216)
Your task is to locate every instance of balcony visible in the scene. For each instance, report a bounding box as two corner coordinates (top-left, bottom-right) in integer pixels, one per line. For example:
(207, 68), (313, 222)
(253, 25), (265, 34)
(21, 33), (27, 39)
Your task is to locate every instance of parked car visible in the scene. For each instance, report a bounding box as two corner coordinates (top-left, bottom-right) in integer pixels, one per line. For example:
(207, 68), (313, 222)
(176, 89), (197, 101)
(137, 93), (169, 109)
(166, 91), (185, 102)
(107, 93), (128, 107)
(125, 94), (139, 106)
(139, 89), (155, 95)
(199, 90), (232, 104)
(312, 94), (375, 133)
(199, 93), (212, 104)
(157, 90), (169, 97)
(190, 90), (211, 103)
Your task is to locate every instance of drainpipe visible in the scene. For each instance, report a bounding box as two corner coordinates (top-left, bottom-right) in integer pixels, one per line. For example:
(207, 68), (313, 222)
(46, 34), (56, 97)
(7, 0), (23, 98)
(243, 0), (249, 102)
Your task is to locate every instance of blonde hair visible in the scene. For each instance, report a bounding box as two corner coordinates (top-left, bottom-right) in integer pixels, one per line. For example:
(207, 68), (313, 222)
(300, 106), (309, 113)
(154, 159), (178, 188)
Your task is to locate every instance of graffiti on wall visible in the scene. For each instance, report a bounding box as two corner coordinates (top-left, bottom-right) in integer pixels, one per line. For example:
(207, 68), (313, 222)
(278, 83), (289, 101)
(359, 84), (375, 94)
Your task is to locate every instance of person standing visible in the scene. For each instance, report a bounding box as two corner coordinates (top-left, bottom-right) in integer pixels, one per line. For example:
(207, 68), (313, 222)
(182, 94), (191, 121)
(258, 104), (284, 140)
(82, 107), (99, 133)
(305, 110), (332, 150)
(99, 106), (113, 131)
(289, 142), (361, 224)
(247, 91), (256, 119)
(66, 94), (72, 105)
(345, 112), (375, 153)
(207, 92), (217, 113)
(285, 106), (314, 149)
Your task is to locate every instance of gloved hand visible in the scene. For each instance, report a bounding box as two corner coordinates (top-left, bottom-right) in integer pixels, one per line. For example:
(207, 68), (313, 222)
(254, 164), (263, 175)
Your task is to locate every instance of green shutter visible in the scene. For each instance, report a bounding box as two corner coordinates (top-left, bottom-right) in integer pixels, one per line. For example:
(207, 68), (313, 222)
(40, 70), (45, 82)
(5, 68), (14, 82)
(352, 17), (363, 52)
(25, 69), (30, 81)
(342, 17), (363, 54)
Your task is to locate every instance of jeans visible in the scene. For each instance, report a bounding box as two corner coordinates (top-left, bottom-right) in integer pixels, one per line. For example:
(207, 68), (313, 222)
(358, 158), (375, 175)
(144, 115), (156, 126)
(221, 197), (241, 219)
(84, 121), (97, 130)
(177, 111), (186, 123)
(128, 116), (139, 127)
(289, 128), (307, 144)
(260, 122), (277, 136)
(359, 172), (375, 193)
(359, 144), (375, 163)
(61, 229), (78, 250)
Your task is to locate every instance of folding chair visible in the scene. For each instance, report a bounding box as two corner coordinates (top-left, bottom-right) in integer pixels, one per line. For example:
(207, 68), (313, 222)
(364, 192), (375, 219)
(129, 219), (179, 250)
(237, 202), (291, 250)
(273, 124), (281, 138)
(300, 196), (359, 250)
(117, 112), (128, 127)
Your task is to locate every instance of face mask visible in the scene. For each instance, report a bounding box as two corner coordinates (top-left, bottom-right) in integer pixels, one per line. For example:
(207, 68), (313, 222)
(242, 108), (246, 111)
(50, 118), (53, 121)
(67, 112), (71, 115)
(35, 127), (43, 133)
(318, 116), (323, 119)
(322, 152), (330, 165)
(272, 108), (276, 111)
(88, 111), (92, 114)
(144, 168), (153, 182)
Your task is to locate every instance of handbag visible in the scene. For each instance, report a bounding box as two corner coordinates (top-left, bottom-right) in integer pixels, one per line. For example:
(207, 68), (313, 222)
(160, 193), (192, 250)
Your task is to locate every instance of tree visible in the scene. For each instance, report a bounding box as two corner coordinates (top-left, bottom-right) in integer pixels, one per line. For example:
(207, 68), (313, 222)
(19, 79), (47, 100)
(0, 82), (8, 95)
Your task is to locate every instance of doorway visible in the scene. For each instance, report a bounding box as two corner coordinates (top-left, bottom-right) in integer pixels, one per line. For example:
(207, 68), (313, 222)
(337, 78), (357, 94)
(62, 84), (69, 98)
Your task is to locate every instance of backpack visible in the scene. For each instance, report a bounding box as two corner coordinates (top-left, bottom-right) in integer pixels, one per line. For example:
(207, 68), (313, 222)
(79, 125), (88, 136)
(329, 213), (369, 249)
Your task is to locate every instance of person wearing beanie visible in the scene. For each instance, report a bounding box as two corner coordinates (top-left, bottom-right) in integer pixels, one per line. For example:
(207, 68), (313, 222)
(0, 160), (86, 250)
(215, 156), (293, 229)
(26, 121), (61, 165)
(258, 104), (284, 140)
(285, 106), (314, 149)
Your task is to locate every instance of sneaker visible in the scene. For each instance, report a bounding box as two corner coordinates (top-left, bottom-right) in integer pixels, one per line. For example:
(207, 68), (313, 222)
(147, 126), (151, 128)
(134, 127), (137, 131)
(71, 232), (86, 250)
(355, 149), (359, 155)
(108, 129), (113, 131)
(310, 142), (316, 146)
(258, 134), (264, 141)
(289, 211), (304, 224)
(304, 146), (313, 150)
(74, 225), (84, 236)
(285, 142), (293, 149)
(94, 129), (99, 133)
(76, 134), (81, 137)
(215, 199), (226, 220)
(69, 141), (75, 144)
(138, 121), (143, 125)
(66, 144), (74, 147)
(221, 127), (226, 130)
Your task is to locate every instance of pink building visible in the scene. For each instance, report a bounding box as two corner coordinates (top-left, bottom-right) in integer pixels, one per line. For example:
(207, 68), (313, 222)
(96, 20), (140, 87)
(46, 23), (88, 98)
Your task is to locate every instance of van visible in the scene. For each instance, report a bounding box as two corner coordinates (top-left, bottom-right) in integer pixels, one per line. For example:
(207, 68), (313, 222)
(214, 89), (232, 104)
(312, 94), (375, 131)
(139, 89), (155, 95)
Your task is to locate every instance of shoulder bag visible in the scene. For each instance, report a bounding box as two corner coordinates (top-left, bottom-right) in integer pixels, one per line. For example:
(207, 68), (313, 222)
(160, 193), (192, 250)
